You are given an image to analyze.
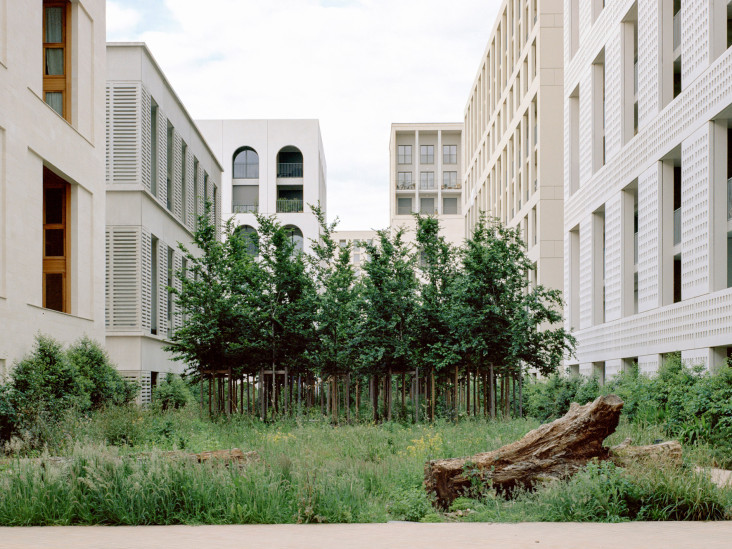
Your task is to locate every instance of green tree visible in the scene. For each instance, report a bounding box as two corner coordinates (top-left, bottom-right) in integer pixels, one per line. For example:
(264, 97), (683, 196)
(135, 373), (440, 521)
(359, 227), (419, 421)
(456, 214), (574, 418)
(308, 205), (362, 422)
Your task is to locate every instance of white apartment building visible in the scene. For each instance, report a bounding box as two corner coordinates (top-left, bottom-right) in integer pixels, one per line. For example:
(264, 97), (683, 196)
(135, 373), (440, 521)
(0, 1), (107, 373)
(389, 123), (465, 247)
(564, 0), (732, 377)
(197, 120), (327, 254)
(106, 44), (222, 399)
(463, 0), (564, 293)
(333, 230), (378, 277)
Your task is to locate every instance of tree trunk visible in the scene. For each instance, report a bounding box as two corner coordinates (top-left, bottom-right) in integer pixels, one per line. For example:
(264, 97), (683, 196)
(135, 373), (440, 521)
(387, 368), (393, 422)
(372, 375), (379, 423)
(430, 368), (435, 422)
(425, 395), (625, 509)
(453, 365), (459, 421)
(414, 368), (419, 424)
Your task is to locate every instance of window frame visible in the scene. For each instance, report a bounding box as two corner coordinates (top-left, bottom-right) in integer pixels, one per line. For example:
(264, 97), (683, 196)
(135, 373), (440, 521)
(443, 145), (457, 164)
(420, 145), (434, 164)
(42, 1), (71, 121)
(397, 145), (412, 165)
(42, 167), (71, 313)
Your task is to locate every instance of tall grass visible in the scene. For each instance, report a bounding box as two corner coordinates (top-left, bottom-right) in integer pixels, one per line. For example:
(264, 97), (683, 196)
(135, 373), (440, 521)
(0, 410), (730, 525)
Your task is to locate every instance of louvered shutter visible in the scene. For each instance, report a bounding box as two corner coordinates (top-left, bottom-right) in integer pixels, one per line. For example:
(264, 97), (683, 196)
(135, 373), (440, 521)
(205, 172), (214, 225)
(173, 252), (183, 330)
(157, 109), (168, 206)
(107, 83), (140, 185)
(141, 87), (152, 192)
(105, 85), (111, 183)
(173, 131), (184, 221)
(185, 149), (195, 231)
(158, 241), (168, 339)
(214, 184), (221, 240)
(196, 163), (205, 230)
(106, 227), (142, 330)
(141, 227), (152, 332)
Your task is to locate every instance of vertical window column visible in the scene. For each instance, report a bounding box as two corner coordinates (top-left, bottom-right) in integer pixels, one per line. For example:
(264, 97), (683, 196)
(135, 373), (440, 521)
(42, 1), (70, 120)
(593, 50), (606, 172)
(42, 168), (70, 313)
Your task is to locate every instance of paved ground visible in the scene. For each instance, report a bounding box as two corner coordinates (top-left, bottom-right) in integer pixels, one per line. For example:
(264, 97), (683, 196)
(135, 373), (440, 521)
(2, 522), (732, 549)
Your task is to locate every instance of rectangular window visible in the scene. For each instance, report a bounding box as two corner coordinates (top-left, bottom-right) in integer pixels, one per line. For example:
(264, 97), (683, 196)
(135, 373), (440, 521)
(569, 85), (580, 193)
(43, 167), (70, 313)
(193, 158), (199, 223)
(569, 226), (580, 330)
(420, 145), (434, 164)
(419, 171), (435, 190)
(442, 171), (458, 189)
(43, 1), (70, 120)
(397, 172), (413, 190)
(397, 145), (412, 164)
(181, 142), (187, 225)
(397, 197), (412, 215)
(151, 235), (158, 335)
(420, 197), (435, 215)
(443, 145), (457, 164)
(622, 6), (638, 143)
(150, 101), (158, 197)
(593, 50), (606, 171)
(443, 197), (458, 215)
(166, 122), (173, 211)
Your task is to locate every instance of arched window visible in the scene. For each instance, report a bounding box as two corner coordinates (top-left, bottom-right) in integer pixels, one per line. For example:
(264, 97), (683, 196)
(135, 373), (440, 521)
(233, 147), (259, 179)
(283, 225), (304, 252)
(277, 146), (303, 178)
(234, 224), (259, 256)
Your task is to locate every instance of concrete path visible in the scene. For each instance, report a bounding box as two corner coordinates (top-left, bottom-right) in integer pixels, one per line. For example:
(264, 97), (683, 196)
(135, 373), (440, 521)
(2, 522), (731, 549)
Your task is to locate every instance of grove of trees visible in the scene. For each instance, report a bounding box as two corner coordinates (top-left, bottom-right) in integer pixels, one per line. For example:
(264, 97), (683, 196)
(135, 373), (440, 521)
(166, 204), (574, 422)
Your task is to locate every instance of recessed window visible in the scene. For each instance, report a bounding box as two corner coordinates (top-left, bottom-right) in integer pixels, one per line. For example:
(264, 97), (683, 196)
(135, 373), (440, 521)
(443, 145), (457, 164)
(443, 197), (458, 215)
(397, 197), (412, 215)
(397, 145), (412, 164)
(420, 171), (435, 190)
(442, 171), (458, 189)
(43, 1), (70, 120)
(397, 172), (413, 190)
(420, 197), (435, 215)
(233, 147), (259, 179)
(420, 145), (434, 164)
(43, 168), (70, 313)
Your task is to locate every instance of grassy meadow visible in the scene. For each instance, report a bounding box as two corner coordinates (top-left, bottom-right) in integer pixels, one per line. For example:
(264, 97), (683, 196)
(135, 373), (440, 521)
(0, 407), (730, 525)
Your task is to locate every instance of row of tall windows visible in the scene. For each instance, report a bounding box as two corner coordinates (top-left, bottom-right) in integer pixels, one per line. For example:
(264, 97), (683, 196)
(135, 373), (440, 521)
(397, 145), (458, 165)
(396, 197), (460, 216)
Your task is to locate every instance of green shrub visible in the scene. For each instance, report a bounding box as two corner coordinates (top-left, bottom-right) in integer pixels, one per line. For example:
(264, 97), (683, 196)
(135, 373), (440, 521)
(67, 337), (137, 409)
(386, 487), (431, 522)
(152, 373), (192, 411)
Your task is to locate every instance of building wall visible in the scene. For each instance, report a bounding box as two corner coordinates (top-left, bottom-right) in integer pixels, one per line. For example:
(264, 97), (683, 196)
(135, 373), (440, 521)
(0, 0), (107, 374)
(389, 123), (465, 248)
(105, 44), (222, 395)
(333, 230), (379, 277)
(463, 0), (564, 294)
(564, 0), (732, 374)
(196, 119), (326, 254)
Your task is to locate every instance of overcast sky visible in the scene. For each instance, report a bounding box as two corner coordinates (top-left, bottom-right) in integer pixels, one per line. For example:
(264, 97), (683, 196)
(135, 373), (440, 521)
(107, 0), (501, 230)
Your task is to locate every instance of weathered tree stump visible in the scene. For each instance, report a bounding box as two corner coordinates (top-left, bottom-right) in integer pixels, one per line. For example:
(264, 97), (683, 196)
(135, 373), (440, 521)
(609, 438), (682, 467)
(425, 394), (624, 508)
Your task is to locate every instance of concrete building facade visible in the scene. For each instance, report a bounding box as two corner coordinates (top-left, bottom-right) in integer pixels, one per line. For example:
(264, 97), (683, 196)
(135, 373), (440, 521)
(563, 0), (732, 378)
(463, 0), (564, 293)
(389, 123), (465, 247)
(105, 44), (222, 399)
(332, 230), (379, 277)
(196, 120), (327, 254)
(0, 0), (107, 374)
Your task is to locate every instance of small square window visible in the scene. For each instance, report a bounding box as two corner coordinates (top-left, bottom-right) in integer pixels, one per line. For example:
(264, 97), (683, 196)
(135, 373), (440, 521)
(397, 172), (413, 189)
(443, 145), (457, 164)
(397, 197), (412, 215)
(420, 145), (434, 164)
(398, 145), (412, 164)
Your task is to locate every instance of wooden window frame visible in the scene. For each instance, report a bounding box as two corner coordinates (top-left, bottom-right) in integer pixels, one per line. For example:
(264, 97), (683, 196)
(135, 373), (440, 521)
(43, 167), (71, 313)
(42, 1), (71, 121)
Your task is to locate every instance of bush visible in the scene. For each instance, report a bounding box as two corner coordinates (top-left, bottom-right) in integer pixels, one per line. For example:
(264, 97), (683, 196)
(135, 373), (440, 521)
(153, 373), (193, 411)
(67, 337), (137, 409)
(0, 334), (137, 449)
(386, 487), (431, 522)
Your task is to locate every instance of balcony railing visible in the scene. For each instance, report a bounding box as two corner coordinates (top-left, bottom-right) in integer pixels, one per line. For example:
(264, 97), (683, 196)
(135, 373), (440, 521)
(397, 181), (415, 190)
(673, 11), (681, 51)
(728, 177), (732, 220)
(673, 207), (681, 246)
(442, 181), (461, 190)
(277, 163), (303, 178)
(276, 198), (303, 213)
(232, 203), (258, 214)
(419, 181), (436, 190)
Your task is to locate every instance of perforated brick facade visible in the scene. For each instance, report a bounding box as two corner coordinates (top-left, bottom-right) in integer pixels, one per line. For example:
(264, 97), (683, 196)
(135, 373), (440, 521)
(564, 0), (732, 374)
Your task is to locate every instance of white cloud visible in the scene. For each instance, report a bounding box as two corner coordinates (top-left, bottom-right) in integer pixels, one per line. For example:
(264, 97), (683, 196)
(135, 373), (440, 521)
(114, 0), (502, 230)
(106, 1), (142, 39)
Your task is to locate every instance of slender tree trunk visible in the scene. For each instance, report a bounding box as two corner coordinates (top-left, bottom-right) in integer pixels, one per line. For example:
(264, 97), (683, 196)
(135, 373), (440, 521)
(466, 368), (471, 417)
(346, 372), (351, 424)
(373, 375), (379, 423)
(387, 369), (393, 422)
(401, 371), (406, 419)
(260, 368), (265, 421)
(355, 380), (360, 421)
(453, 365), (459, 421)
(431, 368), (435, 422)
(199, 375), (204, 417)
(414, 368), (419, 423)
(489, 364), (495, 420)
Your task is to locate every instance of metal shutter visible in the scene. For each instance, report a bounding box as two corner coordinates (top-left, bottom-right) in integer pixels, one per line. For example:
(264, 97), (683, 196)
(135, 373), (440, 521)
(173, 131), (184, 221)
(107, 83), (140, 185)
(106, 227), (142, 330)
(141, 227), (152, 332)
(141, 87), (152, 193)
(156, 108), (168, 206)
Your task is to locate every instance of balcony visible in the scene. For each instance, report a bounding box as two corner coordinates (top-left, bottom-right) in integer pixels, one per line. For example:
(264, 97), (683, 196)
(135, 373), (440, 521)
(673, 207), (681, 246)
(276, 198), (303, 213)
(397, 180), (415, 190)
(277, 163), (303, 178)
(233, 203), (258, 214)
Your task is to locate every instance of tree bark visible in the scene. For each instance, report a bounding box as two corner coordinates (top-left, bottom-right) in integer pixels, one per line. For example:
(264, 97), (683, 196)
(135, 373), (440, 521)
(425, 395), (625, 509)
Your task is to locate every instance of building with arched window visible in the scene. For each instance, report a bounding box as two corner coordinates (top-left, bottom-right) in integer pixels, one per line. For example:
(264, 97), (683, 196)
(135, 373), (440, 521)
(196, 119), (327, 253)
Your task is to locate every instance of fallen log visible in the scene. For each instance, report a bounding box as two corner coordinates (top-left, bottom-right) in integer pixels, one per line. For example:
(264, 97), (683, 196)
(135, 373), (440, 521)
(609, 438), (682, 467)
(425, 394), (624, 509)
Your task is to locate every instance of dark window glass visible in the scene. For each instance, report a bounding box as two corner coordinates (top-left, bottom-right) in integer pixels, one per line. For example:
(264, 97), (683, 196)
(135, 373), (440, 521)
(45, 188), (63, 223)
(45, 273), (63, 312)
(45, 229), (64, 256)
